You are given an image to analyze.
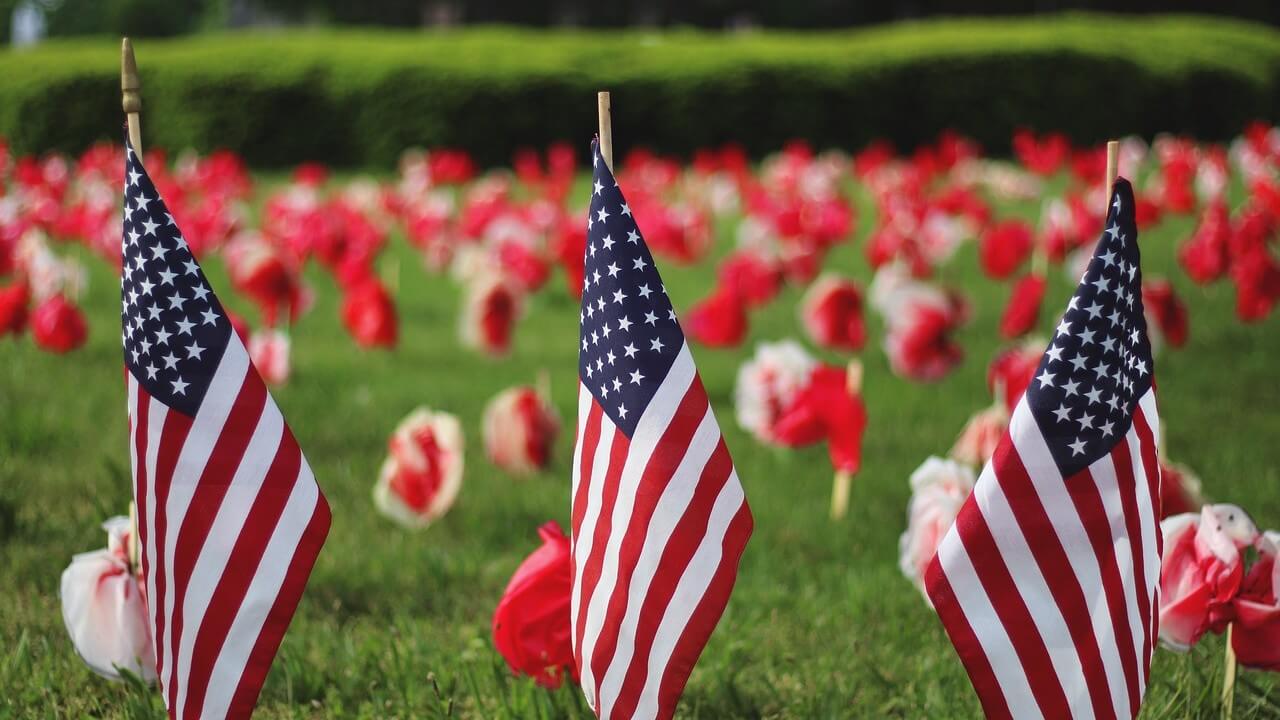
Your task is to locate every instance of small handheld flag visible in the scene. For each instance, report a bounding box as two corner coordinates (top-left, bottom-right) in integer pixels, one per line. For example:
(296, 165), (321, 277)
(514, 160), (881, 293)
(121, 143), (331, 718)
(926, 179), (1162, 719)
(570, 140), (753, 720)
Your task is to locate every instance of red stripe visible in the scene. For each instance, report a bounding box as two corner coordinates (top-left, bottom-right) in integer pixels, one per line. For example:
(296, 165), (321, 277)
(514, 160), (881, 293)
(1066, 466), (1140, 715)
(225, 490), (331, 719)
(651, 501), (752, 720)
(150, 402), (194, 699)
(953, 498), (1073, 718)
(924, 555), (1014, 720)
(608, 438), (733, 719)
(179, 427), (303, 716)
(1108, 432), (1152, 691)
(991, 440), (1118, 720)
(587, 380), (711, 694)
(166, 370), (268, 711)
(570, 400), (603, 669)
(1131, 406), (1163, 678)
(130, 383), (152, 655)
(572, 401), (604, 541)
(572, 426), (629, 673)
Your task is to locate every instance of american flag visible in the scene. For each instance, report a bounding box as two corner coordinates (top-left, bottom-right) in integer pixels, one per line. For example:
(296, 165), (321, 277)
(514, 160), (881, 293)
(926, 179), (1162, 720)
(120, 142), (331, 719)
(571, 141), (753, 720)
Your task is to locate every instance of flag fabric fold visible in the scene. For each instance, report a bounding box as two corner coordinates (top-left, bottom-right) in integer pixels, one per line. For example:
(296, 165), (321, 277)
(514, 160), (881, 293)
(926, 178), (1162, 720)
(121, 141), (331, 719)
(571, 141), (753, 720)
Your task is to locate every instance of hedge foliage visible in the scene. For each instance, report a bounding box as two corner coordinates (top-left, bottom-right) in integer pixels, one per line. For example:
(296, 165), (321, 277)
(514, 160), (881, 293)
(2, 14), (1279, 167)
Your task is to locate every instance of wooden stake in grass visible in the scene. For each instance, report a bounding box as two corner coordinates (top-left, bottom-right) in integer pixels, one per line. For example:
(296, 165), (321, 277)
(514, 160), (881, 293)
(831, 359), (864, 520)
(127, 501), (139, 574)
(1104, 139), (1119, 208)
(597, 91), (614, 172)
(1223, 624), (1238, 719)
(121, 38), (143, 154)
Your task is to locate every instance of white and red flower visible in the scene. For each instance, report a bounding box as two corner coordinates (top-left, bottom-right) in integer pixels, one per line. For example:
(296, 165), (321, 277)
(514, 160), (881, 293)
(374, 408), (465, 529)
(60, 515), (156, 682)
(460, 273), (522, 357)
(733, 340), (817, 444)
(1158, 504), (1260, 651)
(899, 457), (977, 593)
(248, 328), (291, 386)
(482, 385), (560, 475)
(800, 274), (866, 351)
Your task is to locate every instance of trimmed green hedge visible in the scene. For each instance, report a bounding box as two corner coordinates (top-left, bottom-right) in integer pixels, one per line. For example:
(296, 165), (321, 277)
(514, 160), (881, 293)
(2, 14), (1279, 167)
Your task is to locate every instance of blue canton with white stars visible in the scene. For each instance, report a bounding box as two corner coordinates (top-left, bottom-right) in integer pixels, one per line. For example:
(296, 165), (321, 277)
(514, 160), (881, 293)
(579, 141), (683, 437)
(1026, 179), (1153, 477)
(121, 141), (232, 417)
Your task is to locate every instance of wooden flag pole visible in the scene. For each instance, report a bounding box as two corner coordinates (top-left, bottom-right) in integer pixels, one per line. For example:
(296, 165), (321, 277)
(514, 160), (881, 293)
(1104, 139), (1119, 207)
(121, 38), (143, 154)
(598, 91), (614, 172)
(830, 359), (864, 520)
(1223, 624), (1238, 718)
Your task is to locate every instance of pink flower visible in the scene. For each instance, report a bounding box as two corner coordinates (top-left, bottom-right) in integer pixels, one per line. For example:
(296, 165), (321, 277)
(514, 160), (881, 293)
(949, 405), (1008, 467)
(733, 340), (816, 444)
(482, 386), (560, 475)
(1158, 504), (1260, 651)
(1231, 531), (1280, 670)
(248, 329), (291, 386)
(492, 522), (577, 688)
(373, 408), (464, 529)
(800, 274), (866, 351)
(899, 457), (976, 593)
(60, 516), (156, 682)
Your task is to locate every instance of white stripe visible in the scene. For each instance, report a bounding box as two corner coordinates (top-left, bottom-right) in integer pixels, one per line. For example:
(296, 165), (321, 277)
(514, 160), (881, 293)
(971, 462), (1096, 720)
(571, 414), (617, 672)
(200, 464), (319, 719)
(1128, 392), (1160, 683)
(1086, 452), (1140, 718)
(175, 400), (285, 718)
(934, 527), (1042, 720)
(143, 393), (167, 680)
(595, 406), (720, 718)
(1008, 398), (1128, 716)
(576, 346), (697, 708)
(569, 383), (592, 557)
(159, 340), (251, 698)
(633, 475), (743, 720)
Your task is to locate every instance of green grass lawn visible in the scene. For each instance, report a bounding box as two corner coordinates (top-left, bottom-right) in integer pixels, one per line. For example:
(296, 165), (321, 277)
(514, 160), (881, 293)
(2, 170), (1279, 718)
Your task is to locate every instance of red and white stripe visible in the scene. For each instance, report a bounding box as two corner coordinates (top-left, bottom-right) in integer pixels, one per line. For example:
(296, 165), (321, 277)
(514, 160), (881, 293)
(571, 343), (753, 720)
(128, 339), (330, 719)
(925, 389), (1162, 720)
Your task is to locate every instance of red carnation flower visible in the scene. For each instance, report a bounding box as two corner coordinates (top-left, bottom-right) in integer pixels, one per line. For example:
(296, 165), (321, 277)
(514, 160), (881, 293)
(684, 285), (748, 348)
(492, 522), (577, 688)
(1142, 279), (1189, 349)
(30, 294), (87, 353)
(998, 273), (1046, 340)
(0, 281), (29, 337)
(979, 220), (1034, 279)
(800, 274), (866, 351)
(340, 279), (398, 349)
(717, 251), (781, 308)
